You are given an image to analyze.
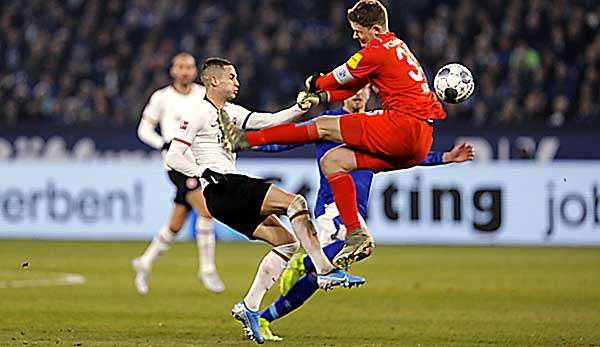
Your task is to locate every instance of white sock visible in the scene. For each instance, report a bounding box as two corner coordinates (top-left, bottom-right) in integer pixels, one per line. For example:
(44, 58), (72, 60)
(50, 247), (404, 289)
(290, 215), (334, 274)
(243, 251), (287, 311)
(139, 226), (176, 269)
(196, 216), (216, 274)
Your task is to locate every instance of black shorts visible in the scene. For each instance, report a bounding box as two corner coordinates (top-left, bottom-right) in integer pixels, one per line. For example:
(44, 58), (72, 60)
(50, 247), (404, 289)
(167, 170), (201, 210)
(202, 172), (272, 239)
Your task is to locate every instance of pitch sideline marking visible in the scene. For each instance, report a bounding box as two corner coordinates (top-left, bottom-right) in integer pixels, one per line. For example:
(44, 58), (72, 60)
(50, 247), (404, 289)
(0, 272), (86, 289)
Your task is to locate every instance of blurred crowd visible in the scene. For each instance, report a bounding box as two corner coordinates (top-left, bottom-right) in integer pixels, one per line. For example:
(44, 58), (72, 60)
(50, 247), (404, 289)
(1, 0), (598, 128)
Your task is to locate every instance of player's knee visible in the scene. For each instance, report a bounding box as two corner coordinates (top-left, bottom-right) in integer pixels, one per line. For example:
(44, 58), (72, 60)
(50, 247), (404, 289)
(273, 240), (300, 260)
(320, 151), (347, 176)
(287, 194), (308, 221)
(167, 225), (181, 234)
(168, 217), (184, 233)
(319, 155), (334, 175)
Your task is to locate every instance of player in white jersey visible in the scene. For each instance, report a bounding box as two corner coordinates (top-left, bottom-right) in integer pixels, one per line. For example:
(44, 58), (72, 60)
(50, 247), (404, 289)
(165, 57), (365, 344)
(132, 52), (225, 295)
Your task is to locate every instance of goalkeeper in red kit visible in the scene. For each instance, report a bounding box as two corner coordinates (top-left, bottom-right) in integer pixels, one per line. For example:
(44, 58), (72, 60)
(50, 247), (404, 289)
(219, 0), (447, 269)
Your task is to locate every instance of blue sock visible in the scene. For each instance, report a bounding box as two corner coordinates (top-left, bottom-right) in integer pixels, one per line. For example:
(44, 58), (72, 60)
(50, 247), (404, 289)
(303, 240), (344, 272)
(260, 273), (319, 322)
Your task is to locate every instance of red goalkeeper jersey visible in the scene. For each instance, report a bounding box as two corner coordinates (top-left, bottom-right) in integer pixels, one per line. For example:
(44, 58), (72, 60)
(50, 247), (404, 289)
(316, 32), (446, 121)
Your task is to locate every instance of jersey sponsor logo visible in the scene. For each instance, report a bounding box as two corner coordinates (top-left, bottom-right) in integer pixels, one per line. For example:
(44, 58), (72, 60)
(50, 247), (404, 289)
(347, 52), (363, 69)
(333, 64), (355, 85)
(179, 120), (189, 130)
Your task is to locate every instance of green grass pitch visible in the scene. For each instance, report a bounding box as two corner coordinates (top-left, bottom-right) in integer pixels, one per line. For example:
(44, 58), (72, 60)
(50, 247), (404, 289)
(1, 240), (599, 346)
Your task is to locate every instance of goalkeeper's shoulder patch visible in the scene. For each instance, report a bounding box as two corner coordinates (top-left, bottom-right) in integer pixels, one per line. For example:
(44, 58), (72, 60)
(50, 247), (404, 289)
(346, 52), (363, 69)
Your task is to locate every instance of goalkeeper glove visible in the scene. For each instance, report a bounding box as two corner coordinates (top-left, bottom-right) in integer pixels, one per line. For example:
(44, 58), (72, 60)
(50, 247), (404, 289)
(296, 90), (329, 110)
(304, 73), (324, 93)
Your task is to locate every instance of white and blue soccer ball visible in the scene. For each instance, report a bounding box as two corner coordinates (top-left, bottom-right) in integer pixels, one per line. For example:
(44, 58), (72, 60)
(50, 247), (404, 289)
(433, 63), (475, 104)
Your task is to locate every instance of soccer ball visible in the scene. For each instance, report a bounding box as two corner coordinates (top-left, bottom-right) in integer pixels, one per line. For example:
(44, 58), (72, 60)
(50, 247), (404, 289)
(433, 63), (475, 104)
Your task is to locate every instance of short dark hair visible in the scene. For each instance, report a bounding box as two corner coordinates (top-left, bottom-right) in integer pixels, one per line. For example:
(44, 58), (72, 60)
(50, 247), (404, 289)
(201, 57), (233, 71)
(347, 0), (388, 29)
(200, 57), (233, 85)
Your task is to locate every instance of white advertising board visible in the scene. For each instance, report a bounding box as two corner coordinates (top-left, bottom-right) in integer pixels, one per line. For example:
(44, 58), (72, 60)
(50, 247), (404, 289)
(1, 159), (599, 245)
(0, 161), (172, 240)
(238, 160), (600, 245)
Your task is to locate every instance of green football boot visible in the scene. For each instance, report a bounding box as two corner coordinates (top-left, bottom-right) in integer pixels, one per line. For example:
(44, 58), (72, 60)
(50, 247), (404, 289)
(259, 318), (283, 342)
(279, 252), (307, 296)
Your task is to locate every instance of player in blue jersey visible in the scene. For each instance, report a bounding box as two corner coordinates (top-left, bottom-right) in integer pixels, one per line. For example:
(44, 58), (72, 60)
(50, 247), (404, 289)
(254, 86), (475, 341)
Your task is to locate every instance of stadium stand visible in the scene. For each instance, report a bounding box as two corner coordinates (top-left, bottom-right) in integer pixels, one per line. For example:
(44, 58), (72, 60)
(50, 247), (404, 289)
(1, 0), (598, 128)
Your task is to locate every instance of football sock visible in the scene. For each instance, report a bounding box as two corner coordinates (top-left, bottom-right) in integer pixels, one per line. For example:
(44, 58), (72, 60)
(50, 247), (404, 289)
(289, 216), (334, 274)
(327, 172), (361, 234)
(287, 196), (335, 275)
(139, 226), (176, 269)
(243, 250), (287, 312)
(303, 240), (345, 272)
(195, 216), (216, 274)
(260, 273), (319, 322)
(246, 121), (319, 147)
(260, 241), (344, 322)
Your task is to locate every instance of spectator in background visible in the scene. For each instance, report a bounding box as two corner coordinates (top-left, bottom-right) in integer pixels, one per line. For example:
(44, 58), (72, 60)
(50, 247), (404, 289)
(548, 95), (570, 128)
(0, 0), (599, 128)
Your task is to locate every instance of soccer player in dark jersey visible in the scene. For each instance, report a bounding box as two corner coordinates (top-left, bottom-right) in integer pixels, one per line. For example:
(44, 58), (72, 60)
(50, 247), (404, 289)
(219, 0), (450, 268)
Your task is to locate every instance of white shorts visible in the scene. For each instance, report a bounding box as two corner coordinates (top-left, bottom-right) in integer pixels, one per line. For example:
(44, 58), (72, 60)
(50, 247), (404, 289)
(315, 203), (367, 247)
